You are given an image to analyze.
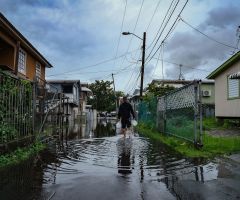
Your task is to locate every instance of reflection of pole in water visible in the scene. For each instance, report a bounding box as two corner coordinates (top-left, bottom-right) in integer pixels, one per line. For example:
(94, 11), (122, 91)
(194, 166), (204, 182)
(139, 154), (144, 182)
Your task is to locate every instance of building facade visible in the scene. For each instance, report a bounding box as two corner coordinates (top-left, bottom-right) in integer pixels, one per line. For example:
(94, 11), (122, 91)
(207, 51), (240, 118)
(0, 12), (53, 81)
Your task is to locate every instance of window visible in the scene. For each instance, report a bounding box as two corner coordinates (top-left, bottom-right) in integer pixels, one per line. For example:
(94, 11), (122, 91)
(36, 62), (41, 78)
(18, 48), (26, 74)
(62, 85), (73, 93)
(228, 76), (240, 99)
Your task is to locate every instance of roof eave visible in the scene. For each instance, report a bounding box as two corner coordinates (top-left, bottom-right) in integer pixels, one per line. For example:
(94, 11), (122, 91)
(0, 12), (53, 68)
(207, 51), (240, 79)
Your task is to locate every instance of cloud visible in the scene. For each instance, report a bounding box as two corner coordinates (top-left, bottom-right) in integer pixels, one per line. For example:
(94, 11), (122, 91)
(1, 0), (239, 93)
(201, 3), (240, 29)
(164, 2), (240, 80)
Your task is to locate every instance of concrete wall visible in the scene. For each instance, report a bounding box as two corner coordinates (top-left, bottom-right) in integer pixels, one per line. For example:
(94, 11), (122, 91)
(215, 61), (240, 117)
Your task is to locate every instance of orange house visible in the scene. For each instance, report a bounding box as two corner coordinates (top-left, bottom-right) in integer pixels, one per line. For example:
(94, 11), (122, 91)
(0, 12), (53, 81)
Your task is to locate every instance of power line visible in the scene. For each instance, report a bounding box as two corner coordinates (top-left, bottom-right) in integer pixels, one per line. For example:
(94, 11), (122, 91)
(127, 71), (141, 94)
(113, 0), (128, 67)
(118, 0), (145, 72)
(146, 0), (189, 64)
(126, 0), (145, 51)
(124, 65), (140, 91)
(47, 48), (140, 77)
(152, 57), (211, 72)
(180, 17), (240, 50)
(146, 0), (179, 58)
(146, 0), (163, 31)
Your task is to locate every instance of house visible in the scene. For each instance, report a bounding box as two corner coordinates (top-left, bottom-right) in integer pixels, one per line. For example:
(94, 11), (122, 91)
(79, 83), (96, 123)
(47, 80), (81, 121)
(0, 12), (53, 82)
(80, 83), (93, 114)
(207, 51), (240, 118)
(151, 79), (215, 104)
(151, 79), (192, 88)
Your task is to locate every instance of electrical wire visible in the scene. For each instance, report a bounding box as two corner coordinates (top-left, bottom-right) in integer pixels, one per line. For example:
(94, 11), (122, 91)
(180, 17), (239, 50)
(113, 0), (128, 68)
(152, 57), (211, 72)
(146, 0), (163, 31)
(126, 0), (145, 52)
(127, 71), (141, 94)
(46, 48), (140, 77)
(146, 0), (189, 64)
(146, 0), (179, 57)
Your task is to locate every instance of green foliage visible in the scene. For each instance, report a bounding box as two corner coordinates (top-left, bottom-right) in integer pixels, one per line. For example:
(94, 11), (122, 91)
(203, 117), (238, 130)
(88, 80), (124, 112)
(165, 108), (195, 140)
(0, 142), (46, 169)
(144, 82), (175, 99)
(0, 71), (33, 143)
(137, 123), (240, 158)
(138, 97), (157, 128)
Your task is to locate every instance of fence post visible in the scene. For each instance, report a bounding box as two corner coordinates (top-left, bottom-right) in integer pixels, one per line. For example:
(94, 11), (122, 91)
(32, 77), (37, 135)
(198, 81), (203, 146)
(164, 96), (167, 135)
(194, 80), (198, 145)
(156, 98), (159, 130)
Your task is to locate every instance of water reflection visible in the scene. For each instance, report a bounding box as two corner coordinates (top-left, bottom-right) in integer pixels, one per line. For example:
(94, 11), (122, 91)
(0, 119), (239, 200)
(117, 138), (134, 175)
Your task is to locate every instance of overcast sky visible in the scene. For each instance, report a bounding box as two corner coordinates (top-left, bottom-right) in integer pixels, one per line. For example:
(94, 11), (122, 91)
(1, 0), (239, 94)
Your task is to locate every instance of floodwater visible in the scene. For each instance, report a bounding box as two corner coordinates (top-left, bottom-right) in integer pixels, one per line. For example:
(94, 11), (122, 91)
(0, 119), (240, 200)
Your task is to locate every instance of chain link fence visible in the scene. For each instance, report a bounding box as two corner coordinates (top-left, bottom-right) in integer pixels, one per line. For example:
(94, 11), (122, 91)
(138, 80), (203, 145)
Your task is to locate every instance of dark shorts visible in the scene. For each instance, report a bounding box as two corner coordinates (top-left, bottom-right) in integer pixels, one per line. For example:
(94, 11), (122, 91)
(121, 118), (131, 129)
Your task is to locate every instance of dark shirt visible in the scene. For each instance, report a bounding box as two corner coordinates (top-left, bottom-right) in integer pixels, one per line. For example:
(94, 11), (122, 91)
(118, 102), (135, 119)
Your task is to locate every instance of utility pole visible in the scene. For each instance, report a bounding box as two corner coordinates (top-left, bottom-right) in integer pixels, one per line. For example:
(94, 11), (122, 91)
(178, 64), (185, 80)
(112, 73), (118, 112)
(140, 32), (146, 98)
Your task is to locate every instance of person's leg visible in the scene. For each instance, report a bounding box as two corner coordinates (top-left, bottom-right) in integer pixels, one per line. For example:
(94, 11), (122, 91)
(121, 119), (127, 137)
(126, 119), (132, 136)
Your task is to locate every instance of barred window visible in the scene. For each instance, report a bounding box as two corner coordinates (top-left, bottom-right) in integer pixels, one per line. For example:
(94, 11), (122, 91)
(36, 62), (41, 78)
(18, 48), (26, 74)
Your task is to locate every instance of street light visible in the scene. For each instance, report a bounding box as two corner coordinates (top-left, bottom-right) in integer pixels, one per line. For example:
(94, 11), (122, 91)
(122, 31), (146, 98)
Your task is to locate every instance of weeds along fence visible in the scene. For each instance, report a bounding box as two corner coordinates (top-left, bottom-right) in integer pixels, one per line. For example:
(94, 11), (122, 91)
(139, 80), (203, 145)
(0, 71), (33, 146)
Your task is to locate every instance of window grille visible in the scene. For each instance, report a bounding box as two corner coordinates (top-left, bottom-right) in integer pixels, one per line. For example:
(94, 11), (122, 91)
(18, 48), (26, 74)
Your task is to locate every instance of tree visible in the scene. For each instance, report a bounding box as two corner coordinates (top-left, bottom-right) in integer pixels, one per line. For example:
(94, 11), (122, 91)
(88, 80), (124, 112)
(144, 82), (175, 100)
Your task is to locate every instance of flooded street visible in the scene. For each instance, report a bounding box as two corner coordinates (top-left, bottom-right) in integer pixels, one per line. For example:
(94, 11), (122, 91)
(0, 119), (239, 200)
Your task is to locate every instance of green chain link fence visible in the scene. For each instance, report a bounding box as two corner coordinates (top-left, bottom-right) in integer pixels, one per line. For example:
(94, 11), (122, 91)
(138, 81), (203, 145)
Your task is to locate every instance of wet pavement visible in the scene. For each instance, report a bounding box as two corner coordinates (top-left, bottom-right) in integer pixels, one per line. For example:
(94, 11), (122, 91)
(0, 119), (240, 200)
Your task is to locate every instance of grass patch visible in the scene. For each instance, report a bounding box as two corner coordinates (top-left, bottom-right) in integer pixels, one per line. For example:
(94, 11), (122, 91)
(203, 117), (239, 130)
(0, 142), (46, 169)
(137, 123), (240, 158)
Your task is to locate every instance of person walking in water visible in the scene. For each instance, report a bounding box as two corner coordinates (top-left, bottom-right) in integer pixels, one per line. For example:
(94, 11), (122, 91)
(118, 96), (135, 137)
